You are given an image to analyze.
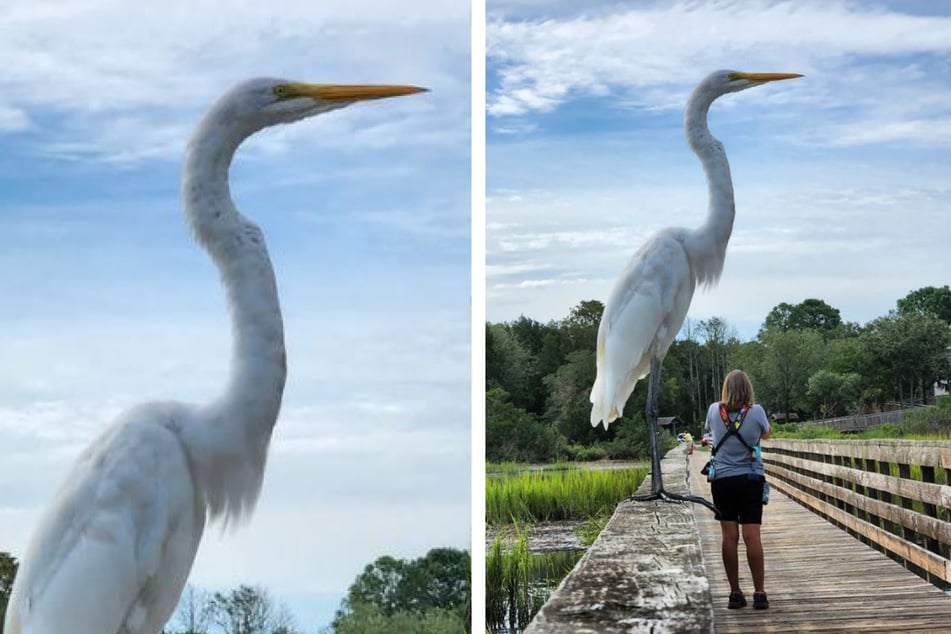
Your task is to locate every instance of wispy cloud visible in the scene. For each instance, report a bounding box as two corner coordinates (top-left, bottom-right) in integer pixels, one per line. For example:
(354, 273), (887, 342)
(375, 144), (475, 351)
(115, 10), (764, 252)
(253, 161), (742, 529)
(487, 0), (951, 147)
(486, 0), (951, 339)
(0, 0), (468, 164)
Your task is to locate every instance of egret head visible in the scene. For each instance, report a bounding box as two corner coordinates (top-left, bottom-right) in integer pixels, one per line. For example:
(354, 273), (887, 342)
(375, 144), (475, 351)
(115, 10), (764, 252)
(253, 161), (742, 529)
(702, 70), (802, 97)
(210, 77), (427, 134)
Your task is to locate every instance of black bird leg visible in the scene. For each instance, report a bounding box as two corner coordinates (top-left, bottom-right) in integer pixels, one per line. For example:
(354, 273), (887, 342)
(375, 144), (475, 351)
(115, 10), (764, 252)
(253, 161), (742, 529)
(630, 354), (717, 513)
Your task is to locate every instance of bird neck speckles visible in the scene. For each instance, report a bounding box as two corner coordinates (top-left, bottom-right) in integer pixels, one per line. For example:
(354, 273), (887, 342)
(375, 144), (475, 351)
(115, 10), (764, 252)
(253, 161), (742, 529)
(176, 105), (287, 524)
(182, 118), (245, 246)
(683, 86), (736, 286)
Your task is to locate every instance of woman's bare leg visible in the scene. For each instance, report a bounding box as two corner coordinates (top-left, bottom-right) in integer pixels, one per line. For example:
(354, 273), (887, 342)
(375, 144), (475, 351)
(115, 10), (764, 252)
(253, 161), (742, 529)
(742, 523), (765, 593)
(720, 521), (741, 592)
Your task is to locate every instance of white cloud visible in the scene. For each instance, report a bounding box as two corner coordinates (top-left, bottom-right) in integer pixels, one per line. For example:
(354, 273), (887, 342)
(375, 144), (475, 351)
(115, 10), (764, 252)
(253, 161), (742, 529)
(487, 0), (951, 147)
(0, 0), (469, 163)
(486, 0), (951, 342)
(0, 103), (29, 131)
(486, 174), (951, 338)
(807, 117), (951, 148)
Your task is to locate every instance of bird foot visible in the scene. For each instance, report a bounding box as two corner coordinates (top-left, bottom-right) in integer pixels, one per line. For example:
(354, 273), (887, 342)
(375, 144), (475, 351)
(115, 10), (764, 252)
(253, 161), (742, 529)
(630, 488), (717, 513)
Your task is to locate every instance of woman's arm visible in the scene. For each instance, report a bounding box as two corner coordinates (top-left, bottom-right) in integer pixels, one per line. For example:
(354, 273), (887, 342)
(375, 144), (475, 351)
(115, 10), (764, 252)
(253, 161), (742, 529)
(757, 405), (772, 440)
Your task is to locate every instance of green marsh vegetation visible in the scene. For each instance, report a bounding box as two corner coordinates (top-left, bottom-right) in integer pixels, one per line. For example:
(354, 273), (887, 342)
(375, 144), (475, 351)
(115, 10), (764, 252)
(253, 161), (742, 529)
(486, 465), (648, 525)
(485, 464), (647, 632)
(485, 524), (583, 633)
(772, 396), (951, 441)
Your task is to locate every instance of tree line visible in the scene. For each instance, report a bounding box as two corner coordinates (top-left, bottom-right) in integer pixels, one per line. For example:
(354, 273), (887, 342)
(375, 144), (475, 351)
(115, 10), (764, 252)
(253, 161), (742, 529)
(0, 548), (469, 634)
(487, 286), (951, 463)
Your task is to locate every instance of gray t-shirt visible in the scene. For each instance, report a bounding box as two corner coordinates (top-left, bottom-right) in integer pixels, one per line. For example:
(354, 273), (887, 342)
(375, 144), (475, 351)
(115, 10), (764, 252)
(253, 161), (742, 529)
(704, 403), (770, 479)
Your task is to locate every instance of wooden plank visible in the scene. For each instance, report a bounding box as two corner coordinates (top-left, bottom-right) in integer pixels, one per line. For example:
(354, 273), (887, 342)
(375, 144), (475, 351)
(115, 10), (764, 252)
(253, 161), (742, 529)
(765, 438), (951, 469)
(770, 475), (951, 582)
(765, 451), (951, 508)
(767, 462), (951, 548)
(688, 452), (951, 633)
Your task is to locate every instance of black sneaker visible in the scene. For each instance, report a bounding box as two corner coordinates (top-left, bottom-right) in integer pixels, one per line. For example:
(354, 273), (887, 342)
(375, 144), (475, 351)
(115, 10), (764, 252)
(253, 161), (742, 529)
(753, 592), (769, 610)
(728, 591), (747, 609)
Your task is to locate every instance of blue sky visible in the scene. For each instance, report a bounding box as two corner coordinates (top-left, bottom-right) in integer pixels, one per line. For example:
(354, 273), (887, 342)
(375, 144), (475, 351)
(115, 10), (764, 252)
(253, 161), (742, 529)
(486, 0), (951, 340)
(0, 0), (469, 630)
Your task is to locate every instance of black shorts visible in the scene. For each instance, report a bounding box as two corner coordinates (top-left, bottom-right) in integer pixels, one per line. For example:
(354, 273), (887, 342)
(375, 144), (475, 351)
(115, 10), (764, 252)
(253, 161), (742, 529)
(711, 474), (764, 524)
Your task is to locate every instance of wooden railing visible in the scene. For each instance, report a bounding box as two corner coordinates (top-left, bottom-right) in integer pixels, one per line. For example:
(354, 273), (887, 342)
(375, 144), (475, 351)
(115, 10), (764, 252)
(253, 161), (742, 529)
(804, 409), (909, 432)
(763, 439), (951, 586)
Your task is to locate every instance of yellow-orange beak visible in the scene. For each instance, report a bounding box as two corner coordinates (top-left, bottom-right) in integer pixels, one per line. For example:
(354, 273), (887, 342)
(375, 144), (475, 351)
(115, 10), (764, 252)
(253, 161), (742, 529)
(728, 72), (804, 83)
(275, 83), (428, 103)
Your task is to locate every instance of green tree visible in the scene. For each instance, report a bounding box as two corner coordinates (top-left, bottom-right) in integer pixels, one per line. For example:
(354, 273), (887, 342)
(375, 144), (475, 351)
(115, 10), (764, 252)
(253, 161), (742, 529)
(756, 327), (825, 417)
(763, 299), (842, 336)
(209, 585), (298, 634)
(698, 316), (739, 402)
(485, 324), (535, 411)
(328, 602), (464, 634)
(544, 349), (601, 445)
(397, 548), (469, 616)
(166, 584), (214, 634)
(807, 370), (862, 419)
(861, 312), (951, 405)
(560, 300), (603, 352)
(331, 549), (470, 634)
(0, 551), (17, 627)
(345, 556), (406, 615)
(486, 387), (559, 462)
(897, 285), (951, 326)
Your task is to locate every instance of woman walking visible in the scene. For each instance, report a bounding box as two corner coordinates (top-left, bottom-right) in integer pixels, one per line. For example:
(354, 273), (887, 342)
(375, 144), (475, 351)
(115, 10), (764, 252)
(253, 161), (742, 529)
(705, 369), (771, 609)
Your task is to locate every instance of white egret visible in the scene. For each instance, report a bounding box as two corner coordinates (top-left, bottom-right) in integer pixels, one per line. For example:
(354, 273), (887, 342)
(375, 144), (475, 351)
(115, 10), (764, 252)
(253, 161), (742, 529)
(589, 70), (801, 507)
(4, 79), (425, 634)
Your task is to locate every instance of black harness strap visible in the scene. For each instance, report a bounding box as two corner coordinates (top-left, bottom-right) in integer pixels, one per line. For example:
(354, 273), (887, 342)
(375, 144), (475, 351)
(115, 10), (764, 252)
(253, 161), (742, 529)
(711, 403), (757, 457)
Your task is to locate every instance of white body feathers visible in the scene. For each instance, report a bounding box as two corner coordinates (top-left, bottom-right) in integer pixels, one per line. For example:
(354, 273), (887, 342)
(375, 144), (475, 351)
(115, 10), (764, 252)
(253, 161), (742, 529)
(589, 70), (756, 429)
(4, 78), (425, 634)
(4, 80), (292, 634)
(590, 229), (698, 426)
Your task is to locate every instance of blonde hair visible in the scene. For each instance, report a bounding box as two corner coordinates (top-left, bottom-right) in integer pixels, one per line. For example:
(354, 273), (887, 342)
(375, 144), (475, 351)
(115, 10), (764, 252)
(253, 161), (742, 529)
(721, 370), (755, 411)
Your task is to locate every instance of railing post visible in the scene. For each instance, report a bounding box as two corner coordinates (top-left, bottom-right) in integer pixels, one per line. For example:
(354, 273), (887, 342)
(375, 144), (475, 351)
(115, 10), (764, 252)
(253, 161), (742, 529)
(877, 460), (896, 546)
(920, 466), (943, 567)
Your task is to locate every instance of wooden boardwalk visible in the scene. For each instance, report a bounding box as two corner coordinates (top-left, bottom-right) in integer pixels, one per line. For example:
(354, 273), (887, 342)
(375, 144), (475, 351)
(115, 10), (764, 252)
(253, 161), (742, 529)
(687, 453), (951, 632)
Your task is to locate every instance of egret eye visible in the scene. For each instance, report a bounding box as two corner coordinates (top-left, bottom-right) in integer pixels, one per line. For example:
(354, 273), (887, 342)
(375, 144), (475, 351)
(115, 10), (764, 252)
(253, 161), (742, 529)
(273, 85), (293, 100)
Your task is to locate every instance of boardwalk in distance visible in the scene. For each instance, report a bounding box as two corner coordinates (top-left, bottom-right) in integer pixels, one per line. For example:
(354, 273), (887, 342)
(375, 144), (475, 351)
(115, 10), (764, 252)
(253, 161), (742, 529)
(688, 453), (951, 633)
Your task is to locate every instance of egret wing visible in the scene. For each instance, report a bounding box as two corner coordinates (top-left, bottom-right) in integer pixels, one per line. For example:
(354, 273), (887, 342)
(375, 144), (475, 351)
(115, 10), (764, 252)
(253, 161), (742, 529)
(591, 232), (693, 428)
(7, 411), (203, 634)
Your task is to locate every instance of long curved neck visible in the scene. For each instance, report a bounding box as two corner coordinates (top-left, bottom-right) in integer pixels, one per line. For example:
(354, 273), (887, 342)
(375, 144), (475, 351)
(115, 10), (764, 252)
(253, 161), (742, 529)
(180, 114), (286, 521)
(684, 89), (735, 286)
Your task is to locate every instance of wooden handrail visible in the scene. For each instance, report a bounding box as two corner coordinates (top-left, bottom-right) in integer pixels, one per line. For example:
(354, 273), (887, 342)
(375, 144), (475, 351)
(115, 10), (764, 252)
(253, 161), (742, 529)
(762, 438), (951, 586)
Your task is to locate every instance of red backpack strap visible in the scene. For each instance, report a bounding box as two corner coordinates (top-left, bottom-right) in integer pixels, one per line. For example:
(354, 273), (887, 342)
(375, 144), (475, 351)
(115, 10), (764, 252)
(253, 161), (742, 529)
(718, 403), (730, 426)
(719, 403), (751, 431)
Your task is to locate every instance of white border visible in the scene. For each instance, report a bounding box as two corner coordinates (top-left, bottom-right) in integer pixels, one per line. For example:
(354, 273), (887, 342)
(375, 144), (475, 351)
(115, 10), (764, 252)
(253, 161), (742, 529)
(470, 0), (487, 631)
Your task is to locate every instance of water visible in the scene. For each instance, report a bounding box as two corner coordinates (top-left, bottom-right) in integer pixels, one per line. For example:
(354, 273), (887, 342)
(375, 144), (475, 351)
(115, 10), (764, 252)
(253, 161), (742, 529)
(486, 520), (587, 554)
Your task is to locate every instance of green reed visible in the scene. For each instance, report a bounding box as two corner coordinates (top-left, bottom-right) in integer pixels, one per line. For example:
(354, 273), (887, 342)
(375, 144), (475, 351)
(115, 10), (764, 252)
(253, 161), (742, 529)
(485, 524), (583, 633)
(486, 466), (648, 525)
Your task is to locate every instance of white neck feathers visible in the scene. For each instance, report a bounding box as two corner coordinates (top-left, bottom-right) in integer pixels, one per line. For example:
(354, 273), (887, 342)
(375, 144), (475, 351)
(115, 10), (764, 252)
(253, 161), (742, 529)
(179, 113), (287, 524)
(683, 88), (736, 288)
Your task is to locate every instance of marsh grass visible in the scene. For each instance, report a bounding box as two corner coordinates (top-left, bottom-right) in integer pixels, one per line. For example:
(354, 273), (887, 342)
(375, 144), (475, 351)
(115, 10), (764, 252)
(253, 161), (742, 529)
(485, 525), (583, 633)
(577, 514), (611, 546)
(486, 466), (648, 525)
(486, 461), (578, 476)
(773, 425), (951, 441)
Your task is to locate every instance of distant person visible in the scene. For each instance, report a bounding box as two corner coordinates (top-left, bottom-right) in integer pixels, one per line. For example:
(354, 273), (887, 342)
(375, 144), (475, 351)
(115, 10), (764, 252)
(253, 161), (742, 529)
(704, 369), (771, 610)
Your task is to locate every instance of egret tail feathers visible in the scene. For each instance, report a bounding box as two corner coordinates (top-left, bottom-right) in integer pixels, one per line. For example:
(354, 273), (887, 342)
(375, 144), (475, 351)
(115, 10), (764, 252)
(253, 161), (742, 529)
(589, 378), (622, 430)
